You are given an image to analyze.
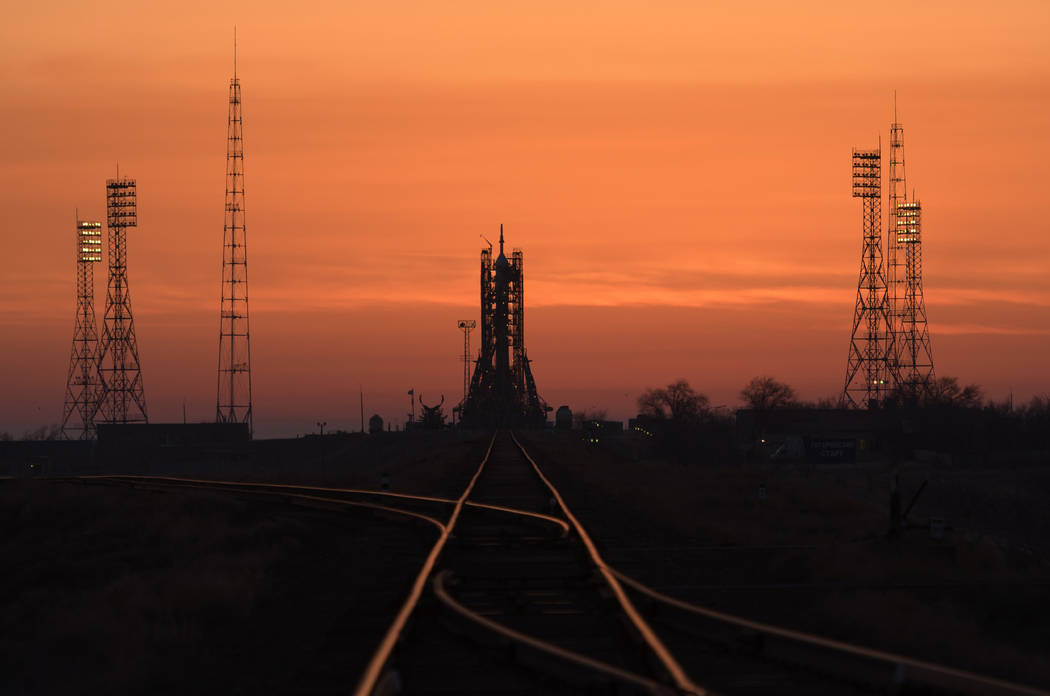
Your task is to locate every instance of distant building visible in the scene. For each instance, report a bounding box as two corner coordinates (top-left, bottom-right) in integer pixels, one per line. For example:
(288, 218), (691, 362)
(369, 414), (384, 434)
(555, 406), (572, 429)
(96, 422), (249, 448)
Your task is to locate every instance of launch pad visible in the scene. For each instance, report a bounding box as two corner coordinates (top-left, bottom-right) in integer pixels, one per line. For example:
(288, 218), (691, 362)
(459, 227), (548, 428)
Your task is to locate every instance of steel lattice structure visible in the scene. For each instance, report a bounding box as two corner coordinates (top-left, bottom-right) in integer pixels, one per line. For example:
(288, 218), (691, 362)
(886, 110), (906, 385)
(843, 148), (893, 408)
(96, 178), (148, 424)
(894, 199), (935, 396)
(886, 103), (936, 400)
(60, 217), (104, 439)
(216, 40), (253, 434)
(460, 226), (547, 428)
(457, 319), (476, 407)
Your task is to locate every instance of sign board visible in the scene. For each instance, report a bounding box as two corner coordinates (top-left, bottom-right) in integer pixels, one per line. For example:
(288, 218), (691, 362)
(806, 438), (857, 464)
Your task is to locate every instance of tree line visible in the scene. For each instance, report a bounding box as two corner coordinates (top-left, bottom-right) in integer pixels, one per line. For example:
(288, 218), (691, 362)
(637, 374), (996, 421)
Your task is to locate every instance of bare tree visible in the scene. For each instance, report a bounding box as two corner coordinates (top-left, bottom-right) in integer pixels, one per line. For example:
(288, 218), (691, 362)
(740, 376), (796, 410)
(19, 424), (62, 441)
(573, 408), (608, 428)
(637, 379), (709, 422)
(926, 376), (982, 408)
(890, 376), (982, 408)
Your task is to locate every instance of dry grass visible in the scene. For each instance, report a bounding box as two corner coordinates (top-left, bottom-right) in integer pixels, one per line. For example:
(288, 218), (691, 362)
(0, 479), (431, 693)
(520, 431), (1050, 689)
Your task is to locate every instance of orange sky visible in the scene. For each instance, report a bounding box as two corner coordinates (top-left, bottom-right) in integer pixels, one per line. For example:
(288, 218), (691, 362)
(2, 2), (1049, 436)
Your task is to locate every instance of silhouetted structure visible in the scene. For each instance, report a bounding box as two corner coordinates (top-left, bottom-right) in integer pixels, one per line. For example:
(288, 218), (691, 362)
(460, 226), (547, 428)
(886, 104), (906, 376)
(418, 395), (447, 429)
(843, 148), (892, 408)
(886, 103), (935, 398)
(96, 177), (148, 424)
(457, 319), (476, 407)
(845, 104), (937, 408)
(217, 33), (254, 435)
(369, 414), (384, 434)
(61, 217), (104, 440)
(894, 199), (935, 395)
(555, 405), (572, 430)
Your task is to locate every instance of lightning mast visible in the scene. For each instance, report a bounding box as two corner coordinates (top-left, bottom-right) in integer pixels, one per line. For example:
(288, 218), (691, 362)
(216, 29), (253, 434)
(97, 177), (148, 424)
(60, 216), (104, 439)
(887, 99), (935, 399)
(843, 146), (892, 408)
(886, 96), (906, 384)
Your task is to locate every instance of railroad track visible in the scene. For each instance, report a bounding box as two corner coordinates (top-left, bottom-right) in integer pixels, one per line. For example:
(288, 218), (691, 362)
(73, 433), (1049, 696)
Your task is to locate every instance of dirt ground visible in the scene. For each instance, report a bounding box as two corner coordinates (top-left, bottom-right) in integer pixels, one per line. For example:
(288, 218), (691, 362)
(6, 430), (1048, 691)
(110, 430), (490, 499)
(518, 430), (1050, 691)
(0, 431), (488, 695)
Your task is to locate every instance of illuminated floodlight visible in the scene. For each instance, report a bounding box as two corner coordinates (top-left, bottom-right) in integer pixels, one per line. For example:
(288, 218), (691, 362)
(77, 220), (103, 263)
(895, 200), (921, 244)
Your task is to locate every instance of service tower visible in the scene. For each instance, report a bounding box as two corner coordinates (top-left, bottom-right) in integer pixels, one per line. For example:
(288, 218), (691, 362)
(460, 226), (547, 428)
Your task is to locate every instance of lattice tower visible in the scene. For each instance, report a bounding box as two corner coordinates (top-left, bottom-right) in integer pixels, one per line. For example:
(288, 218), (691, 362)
(886, 103), (906, 384)
(216, 36), (253, 434)
(60, 217), (104, 439)
(457, 320), (476, 406)
(96, 178), (148, 424)
(894, 200), (935, 396)
(843, 148), (893, 408)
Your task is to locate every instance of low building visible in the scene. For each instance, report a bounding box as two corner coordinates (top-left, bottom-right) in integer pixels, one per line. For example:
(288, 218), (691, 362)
(555, 406), (572, 429)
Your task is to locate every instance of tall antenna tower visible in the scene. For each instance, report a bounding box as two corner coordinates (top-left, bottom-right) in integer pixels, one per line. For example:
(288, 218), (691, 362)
(457, 319), (477, 406)
(843, 147), (892, 408)
(894, 199), (935, 395)
(60, 216), (104, 439)
(97, 177), (148, 424)
(886, 96), (906, 383)
(887, 99), (935, 399)
(216, 29), (253, 434)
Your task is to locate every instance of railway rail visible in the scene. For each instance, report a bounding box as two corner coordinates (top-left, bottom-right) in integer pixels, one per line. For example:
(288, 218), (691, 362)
(67, 433), (1050, 696)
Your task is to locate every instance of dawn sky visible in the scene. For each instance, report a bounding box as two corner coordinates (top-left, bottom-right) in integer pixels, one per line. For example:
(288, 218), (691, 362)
(2, 1), (1049, 436)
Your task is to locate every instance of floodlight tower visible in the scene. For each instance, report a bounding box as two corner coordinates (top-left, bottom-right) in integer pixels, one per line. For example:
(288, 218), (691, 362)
(895, 199), (936, 395)
(60, 217), (104, 439)
(97, 177), (148, 424)
(843, 147), (892, 408)
(457, 320), (476, 406)
(216, 32), (253, 434)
